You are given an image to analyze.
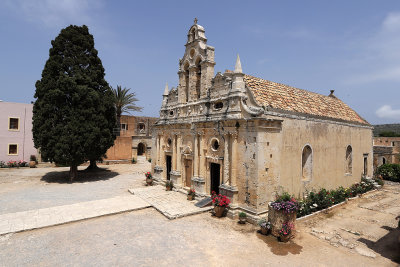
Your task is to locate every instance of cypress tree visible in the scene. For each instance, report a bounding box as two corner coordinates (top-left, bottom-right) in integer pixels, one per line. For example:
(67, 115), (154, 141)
(33, 25), (116, 181)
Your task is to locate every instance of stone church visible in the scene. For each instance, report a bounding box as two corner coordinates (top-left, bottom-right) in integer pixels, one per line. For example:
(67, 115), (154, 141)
(151, 20), (373, 218)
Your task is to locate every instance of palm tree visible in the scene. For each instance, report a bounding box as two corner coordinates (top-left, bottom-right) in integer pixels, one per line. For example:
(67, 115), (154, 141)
(112, 85), (142, 127)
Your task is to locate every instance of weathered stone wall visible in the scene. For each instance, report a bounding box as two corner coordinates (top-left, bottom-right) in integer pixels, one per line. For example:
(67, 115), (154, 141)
(105, 136), (132, 160)
(276, 117), (373, 199)
(106, 115), (157, 160)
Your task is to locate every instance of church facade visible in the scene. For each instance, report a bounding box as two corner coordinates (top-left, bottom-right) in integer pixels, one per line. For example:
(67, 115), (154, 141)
(151, 20), (373, 218)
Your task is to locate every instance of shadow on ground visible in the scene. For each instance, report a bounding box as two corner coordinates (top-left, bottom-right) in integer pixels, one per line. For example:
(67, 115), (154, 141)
(256, 231), (303, 256)
(358, 226), (400, 264)
(41, 168), (119, 184)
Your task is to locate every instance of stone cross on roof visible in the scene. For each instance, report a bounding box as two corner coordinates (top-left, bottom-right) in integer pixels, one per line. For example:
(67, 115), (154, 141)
(194, 18), (198, 24)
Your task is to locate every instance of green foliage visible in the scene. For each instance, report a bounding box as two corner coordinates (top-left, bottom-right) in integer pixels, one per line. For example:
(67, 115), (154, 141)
(274, 191), (292, 202)
(132, 158), (137, 164)
(378, 131), (400, 137)
(112, 85), (142, 121)
(373, 124), (400, 137)
(148, 158), (152, 163)
(166, 180), (174, 188)
(376, 164), (400, 182)
(238, 212), (247, 218)
(33, 25), (116, 180)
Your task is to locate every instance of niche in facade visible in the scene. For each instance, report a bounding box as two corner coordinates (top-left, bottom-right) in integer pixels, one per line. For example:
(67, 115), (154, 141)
(345, 145), (352, 174)
(302, 145), (313, 181)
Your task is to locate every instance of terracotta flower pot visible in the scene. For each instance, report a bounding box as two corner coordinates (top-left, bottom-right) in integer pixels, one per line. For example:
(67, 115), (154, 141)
(278, 235), (291, 243)
(187, 195), (194, 201)
(146, 178), (153, 186)
(166, 186), (172, 191)
(261, 227), (269, 235)
(239, 217), (246, 224)
(29, 161), (36, 168)
(214, 206), (225, 217)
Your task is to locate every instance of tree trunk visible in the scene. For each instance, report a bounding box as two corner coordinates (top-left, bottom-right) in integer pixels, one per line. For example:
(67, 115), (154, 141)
(69, 164), (78, 182)
(87, 159), (98, 170)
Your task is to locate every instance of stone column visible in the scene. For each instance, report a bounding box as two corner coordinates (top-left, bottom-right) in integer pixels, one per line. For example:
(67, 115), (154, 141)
(177, 134), (182, 174)
(172, 134), (177, 171)
(157, 135), (160, 165)
(199, 133), (206, 179)
(223, 133), (230, 185)
(231, 133), (238, 187)
(193, 133), (199, 177)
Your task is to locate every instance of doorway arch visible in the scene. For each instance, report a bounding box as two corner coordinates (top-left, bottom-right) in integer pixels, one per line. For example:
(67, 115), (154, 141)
(137, 143), (146, 156)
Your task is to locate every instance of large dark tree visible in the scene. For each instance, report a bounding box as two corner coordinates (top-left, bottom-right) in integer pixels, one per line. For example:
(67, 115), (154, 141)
(33, 25), (116, 181)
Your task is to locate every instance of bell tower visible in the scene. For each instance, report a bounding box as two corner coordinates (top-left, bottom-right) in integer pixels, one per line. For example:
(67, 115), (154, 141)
(178, 19), (215, 103)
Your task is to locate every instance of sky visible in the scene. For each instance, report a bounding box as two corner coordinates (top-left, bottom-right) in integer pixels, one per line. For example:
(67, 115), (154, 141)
(0, 0), (400, 125)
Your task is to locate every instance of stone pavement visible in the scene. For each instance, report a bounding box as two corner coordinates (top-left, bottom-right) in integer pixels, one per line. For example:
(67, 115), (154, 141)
(129, 185), (213, 219)
(0, 195), (150, 235)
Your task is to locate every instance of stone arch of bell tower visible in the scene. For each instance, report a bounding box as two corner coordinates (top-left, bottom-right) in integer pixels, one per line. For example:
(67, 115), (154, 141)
(178, 18), (216, 103)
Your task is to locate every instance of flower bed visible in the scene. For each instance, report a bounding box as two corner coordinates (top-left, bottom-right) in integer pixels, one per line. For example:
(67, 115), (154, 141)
(0, 160), (28, 168)
(297, 177), (377, 218)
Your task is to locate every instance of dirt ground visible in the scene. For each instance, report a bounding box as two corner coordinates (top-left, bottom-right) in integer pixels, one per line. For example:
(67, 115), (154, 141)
(0, 164), (399, 266)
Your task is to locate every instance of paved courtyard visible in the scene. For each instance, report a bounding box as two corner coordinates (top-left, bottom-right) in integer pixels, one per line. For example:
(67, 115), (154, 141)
(0, 164), (399, 266)
(0, 163), (150, 214)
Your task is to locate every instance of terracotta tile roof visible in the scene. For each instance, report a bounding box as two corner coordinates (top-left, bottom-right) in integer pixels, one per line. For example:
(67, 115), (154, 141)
(244, 74), (369, 125)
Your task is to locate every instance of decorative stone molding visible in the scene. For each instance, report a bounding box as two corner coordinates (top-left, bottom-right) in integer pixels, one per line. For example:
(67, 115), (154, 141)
(170, 171), (182, 186)
(192, 176), (205, 194)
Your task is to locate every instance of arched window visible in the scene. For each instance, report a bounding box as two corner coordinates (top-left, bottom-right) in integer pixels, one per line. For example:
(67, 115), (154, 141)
(138, 123), (145, 133)
(345, 145), (352, 174)
(195, 57), (201, 99)
(184, 63), (189, 102)
(302, 145), (313, 181)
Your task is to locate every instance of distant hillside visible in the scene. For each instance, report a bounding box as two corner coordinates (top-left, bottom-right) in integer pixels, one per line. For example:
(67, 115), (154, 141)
(373, 124), (400, 137)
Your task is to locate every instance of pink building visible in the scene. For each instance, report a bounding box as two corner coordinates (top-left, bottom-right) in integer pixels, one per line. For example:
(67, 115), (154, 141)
(0, 101), (37, 162)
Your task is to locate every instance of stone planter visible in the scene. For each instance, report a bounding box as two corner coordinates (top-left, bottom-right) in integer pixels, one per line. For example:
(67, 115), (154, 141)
(146, 178), (153, 186)
(268, 204), (296, 237)
(239, 217), (246, 224)
(214, 206), (225, 217)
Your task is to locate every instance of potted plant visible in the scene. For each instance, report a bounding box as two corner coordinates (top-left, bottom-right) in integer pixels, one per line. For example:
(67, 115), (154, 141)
(166, 180), (173, 191)
(258, 218), (271, 235)
(132, 158), (137, 164)
(238, 212), (247, 224)
(211, 191), (230, 217)
(278, 222), (294, 242)
(29, 155), (37, 168)
(145, 172), (153, 186)
(187, 188), (196, 200)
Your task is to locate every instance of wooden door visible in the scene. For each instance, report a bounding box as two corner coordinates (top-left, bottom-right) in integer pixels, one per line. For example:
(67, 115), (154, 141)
(185, 159), (192, 187)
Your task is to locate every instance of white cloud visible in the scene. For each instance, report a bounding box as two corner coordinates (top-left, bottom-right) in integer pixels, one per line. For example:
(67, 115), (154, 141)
(348, 12), (400, 84)
(4, 0), (103, 28)
(376, 105), (400, 120)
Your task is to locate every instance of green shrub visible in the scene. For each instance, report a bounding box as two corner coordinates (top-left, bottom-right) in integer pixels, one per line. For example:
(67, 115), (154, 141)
(376, 163), (400, 182)
(148, 158), (152, 163)
(132, 158), (137, 164)
(238, 212), (247, 218)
